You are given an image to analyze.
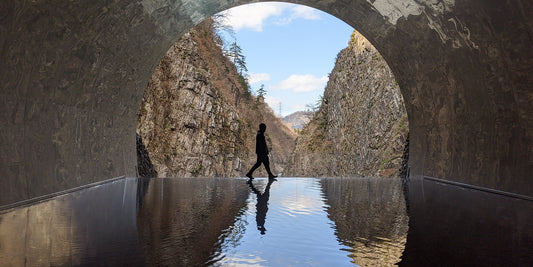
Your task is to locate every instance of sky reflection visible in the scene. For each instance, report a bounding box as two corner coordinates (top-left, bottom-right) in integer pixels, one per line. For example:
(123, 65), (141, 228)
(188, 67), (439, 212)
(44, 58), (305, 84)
(217, 178), (406, 266)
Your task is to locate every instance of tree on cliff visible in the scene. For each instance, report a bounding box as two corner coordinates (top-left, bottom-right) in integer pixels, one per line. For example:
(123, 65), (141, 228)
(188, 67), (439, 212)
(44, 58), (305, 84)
(211, 13), (234, 48)
(256, 84), (266, 104)
(229, 41), (248, 75)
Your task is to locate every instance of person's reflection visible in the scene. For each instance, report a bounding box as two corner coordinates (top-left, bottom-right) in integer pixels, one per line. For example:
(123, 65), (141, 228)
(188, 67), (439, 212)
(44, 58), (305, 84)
(247, 178), (276, 235)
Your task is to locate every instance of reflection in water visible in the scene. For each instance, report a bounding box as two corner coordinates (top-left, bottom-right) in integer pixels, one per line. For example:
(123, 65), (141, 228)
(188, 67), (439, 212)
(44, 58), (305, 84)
(3, 176), (526, 266)
(218, 177), (409, 266)
(247, 178), (275, 235)
(136, 178), (250, 266)
(0, 177), (409, 266)
(321, 178), (409, 266)
(0, 178), (143, 266)
(218, 178), (357, 266)
(400, 177), (533, 266)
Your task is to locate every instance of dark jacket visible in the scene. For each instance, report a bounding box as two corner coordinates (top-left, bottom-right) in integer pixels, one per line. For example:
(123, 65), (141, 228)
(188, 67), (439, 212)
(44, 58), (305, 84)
(255, 130), (268, 155)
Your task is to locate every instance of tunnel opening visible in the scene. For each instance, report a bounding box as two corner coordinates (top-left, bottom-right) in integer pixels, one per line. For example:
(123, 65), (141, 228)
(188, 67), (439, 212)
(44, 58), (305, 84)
(131, 7), (413, 263)
(135, 2), (410, 181)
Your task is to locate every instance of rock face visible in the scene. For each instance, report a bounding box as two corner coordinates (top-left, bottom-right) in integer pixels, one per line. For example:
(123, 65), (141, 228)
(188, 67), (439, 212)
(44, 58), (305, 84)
(285, 31), (408, 177)
(137, 19), (295, 178)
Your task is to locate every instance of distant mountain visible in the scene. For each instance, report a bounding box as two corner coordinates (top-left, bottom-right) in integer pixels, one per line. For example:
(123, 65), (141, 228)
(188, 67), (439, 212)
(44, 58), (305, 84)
(283, 111), (314, 130)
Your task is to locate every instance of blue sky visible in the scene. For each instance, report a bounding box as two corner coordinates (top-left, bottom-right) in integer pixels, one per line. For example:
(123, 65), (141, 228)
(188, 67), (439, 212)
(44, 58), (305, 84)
(218, 2), (353, 116)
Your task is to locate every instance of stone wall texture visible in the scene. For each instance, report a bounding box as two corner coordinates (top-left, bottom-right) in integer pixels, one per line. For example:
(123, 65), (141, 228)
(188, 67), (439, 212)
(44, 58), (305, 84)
(285, 31), (408, 177)
(1, 0), (532, 206)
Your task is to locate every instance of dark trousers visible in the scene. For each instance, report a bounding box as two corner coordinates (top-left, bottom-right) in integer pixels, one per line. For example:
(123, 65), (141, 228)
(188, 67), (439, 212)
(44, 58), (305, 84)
(248, 154), (274, 176)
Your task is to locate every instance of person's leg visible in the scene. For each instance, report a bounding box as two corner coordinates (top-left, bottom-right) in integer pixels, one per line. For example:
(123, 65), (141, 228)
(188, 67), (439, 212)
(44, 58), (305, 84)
(261, 155), (276, 178)
(247, 155), (262, 178)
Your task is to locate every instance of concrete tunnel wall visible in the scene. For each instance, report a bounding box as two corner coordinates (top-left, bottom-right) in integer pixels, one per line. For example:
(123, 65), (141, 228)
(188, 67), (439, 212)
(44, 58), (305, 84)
(1, 0), (532, 206)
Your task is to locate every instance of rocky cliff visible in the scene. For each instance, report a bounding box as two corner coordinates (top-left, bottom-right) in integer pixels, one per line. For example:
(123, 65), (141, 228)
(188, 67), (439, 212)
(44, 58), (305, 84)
(285, 31), (408, 177)
(137, 19), (295, 178)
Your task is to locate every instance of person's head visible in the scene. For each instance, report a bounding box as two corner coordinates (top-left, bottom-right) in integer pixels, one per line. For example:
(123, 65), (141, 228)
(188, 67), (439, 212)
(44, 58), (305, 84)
(259, 123), (267, 132)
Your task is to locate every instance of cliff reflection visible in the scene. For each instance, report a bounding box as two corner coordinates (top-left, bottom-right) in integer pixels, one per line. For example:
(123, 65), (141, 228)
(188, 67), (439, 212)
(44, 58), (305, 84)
(136, 178), (250, 266)
(321, 177), (409, 266)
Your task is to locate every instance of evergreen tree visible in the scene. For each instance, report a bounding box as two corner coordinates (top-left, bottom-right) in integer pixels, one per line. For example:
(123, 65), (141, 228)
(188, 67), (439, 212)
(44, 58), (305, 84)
(237, 75), (251, 97)
(257, 84), (266, 101)
(229, 41), (248, 74)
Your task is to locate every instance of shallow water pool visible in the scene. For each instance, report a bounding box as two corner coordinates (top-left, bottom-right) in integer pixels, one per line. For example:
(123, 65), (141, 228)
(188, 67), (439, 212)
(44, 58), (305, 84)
(2, 176), (531, 266)
(0, 177), (408, 266)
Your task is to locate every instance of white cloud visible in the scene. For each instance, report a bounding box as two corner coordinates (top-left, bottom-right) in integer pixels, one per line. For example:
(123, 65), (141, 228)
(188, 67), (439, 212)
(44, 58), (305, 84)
(272, 74), (328, 93)
(220, 3), (321, 32)
(292, 5), (321, 20)
(220, 3), (285, 32)
(275, 5), (321, 25)
(248, 73), (271, 84)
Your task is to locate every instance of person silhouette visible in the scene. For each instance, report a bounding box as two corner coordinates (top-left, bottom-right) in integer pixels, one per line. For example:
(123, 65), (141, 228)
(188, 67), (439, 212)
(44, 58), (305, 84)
(246, 123), (277, 180)
(247, 178), (276, 235)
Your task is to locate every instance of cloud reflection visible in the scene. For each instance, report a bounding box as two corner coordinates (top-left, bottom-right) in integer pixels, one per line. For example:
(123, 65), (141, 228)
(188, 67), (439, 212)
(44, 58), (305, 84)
(278, 193), (324, 217)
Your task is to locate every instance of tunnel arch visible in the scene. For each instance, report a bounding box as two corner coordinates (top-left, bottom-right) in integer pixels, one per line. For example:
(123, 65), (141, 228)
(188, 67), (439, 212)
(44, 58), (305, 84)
(1, 0), (532, 206)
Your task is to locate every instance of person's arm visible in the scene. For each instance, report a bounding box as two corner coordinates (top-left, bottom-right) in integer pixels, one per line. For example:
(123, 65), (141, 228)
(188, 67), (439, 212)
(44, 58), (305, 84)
(266, 135), (272, 155)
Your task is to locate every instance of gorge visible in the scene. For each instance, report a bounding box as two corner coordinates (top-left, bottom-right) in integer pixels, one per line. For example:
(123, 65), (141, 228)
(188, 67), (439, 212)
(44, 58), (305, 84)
(137, 18), (407, 179)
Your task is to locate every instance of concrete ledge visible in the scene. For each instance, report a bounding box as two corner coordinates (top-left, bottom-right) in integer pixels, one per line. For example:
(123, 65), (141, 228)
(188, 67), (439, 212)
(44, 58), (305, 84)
(0, 176), (127, 214)
(423, 176), (533, 202)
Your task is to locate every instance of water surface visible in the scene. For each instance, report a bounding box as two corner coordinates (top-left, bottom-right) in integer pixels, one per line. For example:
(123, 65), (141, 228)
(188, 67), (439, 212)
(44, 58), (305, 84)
(214, 178), (408, 266)
(3, 176), (530, 266)
(0, 177), (408, 266)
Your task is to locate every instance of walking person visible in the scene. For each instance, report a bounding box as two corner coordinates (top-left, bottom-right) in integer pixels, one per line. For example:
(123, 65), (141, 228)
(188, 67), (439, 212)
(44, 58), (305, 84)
(246, 123), (277, 179)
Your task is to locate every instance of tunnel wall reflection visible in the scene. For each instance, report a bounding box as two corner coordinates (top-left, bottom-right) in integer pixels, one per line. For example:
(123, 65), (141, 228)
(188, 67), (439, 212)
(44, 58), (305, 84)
(400, 177), (533, 266)
(0, 178), (143, 266)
